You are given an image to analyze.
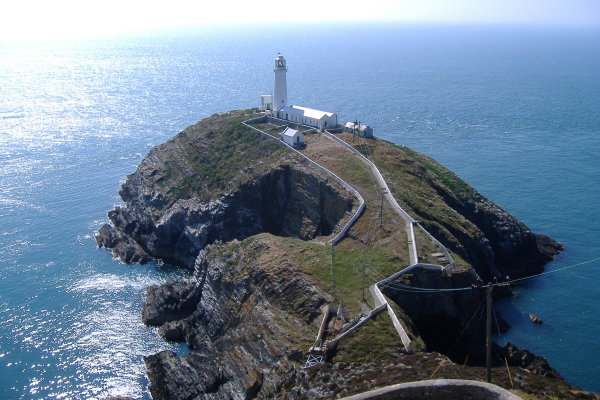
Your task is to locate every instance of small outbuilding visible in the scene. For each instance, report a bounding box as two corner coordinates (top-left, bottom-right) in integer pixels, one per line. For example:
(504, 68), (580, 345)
(259, 94), (273, 111)
(281, 127), (304, 148)
(344, 121), (373, 138)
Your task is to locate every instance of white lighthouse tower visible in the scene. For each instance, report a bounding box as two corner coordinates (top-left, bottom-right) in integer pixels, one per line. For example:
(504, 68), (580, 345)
(273, 53), (288, 114)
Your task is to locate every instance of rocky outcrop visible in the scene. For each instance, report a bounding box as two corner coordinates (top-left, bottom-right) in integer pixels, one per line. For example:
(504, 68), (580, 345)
(96, 110), (571, 400)
(142, 236), (333, 399)
(429, 188), (563, 281)
(368, 143), (563, 281)
(501, 342), (561, 379)
(96, 110), (354, 269)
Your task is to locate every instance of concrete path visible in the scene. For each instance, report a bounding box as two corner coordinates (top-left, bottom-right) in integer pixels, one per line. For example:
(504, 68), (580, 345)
(321, 131), (419, 265)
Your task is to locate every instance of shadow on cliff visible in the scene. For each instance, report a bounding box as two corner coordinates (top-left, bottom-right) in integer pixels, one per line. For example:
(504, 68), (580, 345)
(96, 164), (354, 270)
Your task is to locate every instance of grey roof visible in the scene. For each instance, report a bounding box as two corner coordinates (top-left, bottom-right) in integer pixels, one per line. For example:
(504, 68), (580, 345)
(282, 127), (299, 137)
(280, 105), (335, 119)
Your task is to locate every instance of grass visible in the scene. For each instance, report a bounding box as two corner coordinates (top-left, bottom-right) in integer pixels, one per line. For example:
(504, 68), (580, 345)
(400, 146), (478, 202)
(333, 312), (406, 363)
(331, 132), (486, 270)
(154, 110), (288, 202)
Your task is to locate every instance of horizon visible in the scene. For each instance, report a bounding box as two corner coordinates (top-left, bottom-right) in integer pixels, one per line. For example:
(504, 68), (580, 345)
(1, 0), (600, 43)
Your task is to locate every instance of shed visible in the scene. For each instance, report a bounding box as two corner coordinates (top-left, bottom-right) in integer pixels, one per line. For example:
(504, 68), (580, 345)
(344, 121), (373, 138)
(281, 127), (304, 148)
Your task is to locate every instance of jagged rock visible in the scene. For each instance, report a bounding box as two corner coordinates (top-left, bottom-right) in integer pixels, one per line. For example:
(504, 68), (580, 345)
(145, 351), (229, 400)
(96, 110), (570, 399)
(142, 278), (201, 326)
(501, 342), (561, 379)
(95, 110), (354, 269)
(142, 235), (333, 399)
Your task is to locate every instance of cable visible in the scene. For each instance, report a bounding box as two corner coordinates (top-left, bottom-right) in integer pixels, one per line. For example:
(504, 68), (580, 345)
(376, 256), (600, 294)
(446, 295), (487, 358)
(367, 267), (472, 293)
(366, 265), (471, 292)
(499, 256), (600, 286)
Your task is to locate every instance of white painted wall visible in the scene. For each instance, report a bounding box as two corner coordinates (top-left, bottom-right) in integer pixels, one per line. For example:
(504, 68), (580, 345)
(273, 55), (288, 111)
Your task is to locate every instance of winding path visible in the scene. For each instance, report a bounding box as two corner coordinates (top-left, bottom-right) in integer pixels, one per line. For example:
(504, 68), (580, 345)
(243, 115), (457, 358)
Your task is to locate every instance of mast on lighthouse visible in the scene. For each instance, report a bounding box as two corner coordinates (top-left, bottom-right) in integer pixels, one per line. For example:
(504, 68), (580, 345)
(273, 53), (288, 116)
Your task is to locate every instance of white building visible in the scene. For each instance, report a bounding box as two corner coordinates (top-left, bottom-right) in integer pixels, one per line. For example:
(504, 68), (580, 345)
(278, 105), (338, 130)
(344, 121), (374, 138)
(281, 127), (304, 148)
(260, 95), (273, 111)
(260, 54), (338, 130)
(273, 54), (288, 110)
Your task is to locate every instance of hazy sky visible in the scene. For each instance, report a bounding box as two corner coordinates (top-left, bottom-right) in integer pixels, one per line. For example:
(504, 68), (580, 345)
(2, 0), (599, 41)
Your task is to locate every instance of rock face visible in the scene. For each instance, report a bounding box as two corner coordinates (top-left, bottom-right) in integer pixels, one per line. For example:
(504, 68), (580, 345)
(369, 143), (562, 281)
(96, 110), (571, 400)
(382, 268), (489, 362)
(432, 192), (562, 281)
(96, 111), (354, 269)
(142, 236), (333, 399)
(501, 342), (561, 379)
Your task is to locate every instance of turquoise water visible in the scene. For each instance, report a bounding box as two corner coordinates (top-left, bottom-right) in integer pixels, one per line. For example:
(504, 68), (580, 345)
(1, 24), (599, 397)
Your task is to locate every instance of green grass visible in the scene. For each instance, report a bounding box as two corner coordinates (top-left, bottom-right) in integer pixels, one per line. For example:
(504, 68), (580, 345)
(333, 312), (406, 363)
(400, 146), (478, 202)
(157, 110), (288, 201)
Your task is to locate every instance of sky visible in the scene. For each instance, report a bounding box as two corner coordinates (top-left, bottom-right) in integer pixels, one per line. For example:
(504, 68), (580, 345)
(1, 0), (599, 42)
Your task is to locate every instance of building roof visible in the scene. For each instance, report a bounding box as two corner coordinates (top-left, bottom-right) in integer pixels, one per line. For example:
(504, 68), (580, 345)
(282, 127), (299, 138)
(345, 121), (372, 132)
(280, 105), (335, 119)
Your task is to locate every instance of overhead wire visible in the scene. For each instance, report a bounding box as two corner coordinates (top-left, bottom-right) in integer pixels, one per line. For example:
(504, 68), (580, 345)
(367, 256), (600, 294)
(430, 295), (487, 378)
(498, 256), (600, 286)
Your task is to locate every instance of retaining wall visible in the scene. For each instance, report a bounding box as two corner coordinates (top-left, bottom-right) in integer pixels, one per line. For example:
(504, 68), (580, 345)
(243, 119), (365, 246)
(340, 379), (523, 400)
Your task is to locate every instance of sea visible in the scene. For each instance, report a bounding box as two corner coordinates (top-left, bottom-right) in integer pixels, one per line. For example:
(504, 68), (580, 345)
(1, 23), (599, 398)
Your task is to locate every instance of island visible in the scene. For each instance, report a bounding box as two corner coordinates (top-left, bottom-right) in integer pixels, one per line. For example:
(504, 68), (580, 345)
(93, 106), (600, 400)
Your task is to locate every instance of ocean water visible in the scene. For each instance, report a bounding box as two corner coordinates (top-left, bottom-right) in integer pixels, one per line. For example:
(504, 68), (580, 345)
(1, 23), (599, 397)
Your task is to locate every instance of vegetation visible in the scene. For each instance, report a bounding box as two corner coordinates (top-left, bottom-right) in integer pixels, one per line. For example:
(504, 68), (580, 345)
(333, 312), (406, 363)
(331, 132), (488, 267)
(155, 110), (288, 202)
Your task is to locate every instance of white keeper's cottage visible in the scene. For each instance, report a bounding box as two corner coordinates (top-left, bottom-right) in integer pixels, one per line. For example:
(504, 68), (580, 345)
(260, 54), (338, 130)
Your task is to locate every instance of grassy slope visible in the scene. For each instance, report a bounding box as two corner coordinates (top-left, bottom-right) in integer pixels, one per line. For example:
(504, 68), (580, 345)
(154, 109), (288, 202)
(153, 113), (581, 399)
(334, 132), (492, 266)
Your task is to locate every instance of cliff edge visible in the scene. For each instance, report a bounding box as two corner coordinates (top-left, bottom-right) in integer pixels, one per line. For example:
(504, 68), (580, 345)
(95, 110), (579, 400)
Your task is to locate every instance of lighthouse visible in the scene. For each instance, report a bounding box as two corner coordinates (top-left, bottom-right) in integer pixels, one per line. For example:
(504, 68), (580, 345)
(273, 53), (288, 113)
(259, 54), (338, 130)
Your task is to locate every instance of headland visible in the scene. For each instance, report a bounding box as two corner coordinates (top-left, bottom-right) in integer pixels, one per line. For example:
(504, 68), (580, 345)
(93, 108), (600, 400)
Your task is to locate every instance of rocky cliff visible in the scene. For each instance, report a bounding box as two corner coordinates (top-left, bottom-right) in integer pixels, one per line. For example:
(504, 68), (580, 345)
(96, 110), (576, 400)
(96, 110), (355, 269)
(361, 139), (562, 281)
(142, 235), (333, 399)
